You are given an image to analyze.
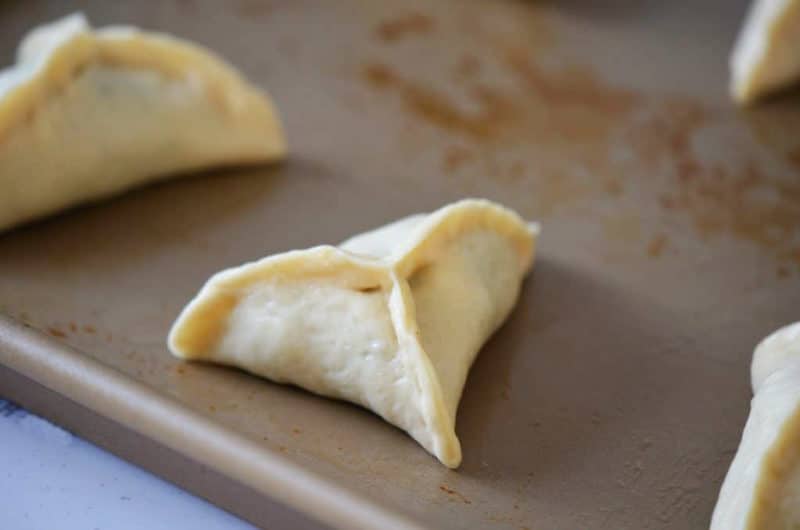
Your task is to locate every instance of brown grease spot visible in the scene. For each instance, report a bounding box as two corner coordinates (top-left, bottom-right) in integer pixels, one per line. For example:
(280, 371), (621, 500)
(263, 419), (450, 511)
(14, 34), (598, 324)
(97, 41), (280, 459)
(454, 54), (481, 80)
(292, 428), (302, 435)
(634, 103), (800, 265)
(443, 146), (473, 173)
(778, 266), (790, 278)
(47, 327), (66, 338)
(376, 13), (434, 42)
(364, 64), (516, 140)
(83, 325), (96, 334)
(364, 49), (636, 151)
(363, 63), (517, 140)
(208, 405), (217, 412)
(505, 48), (638, 114)
(439, 484), (472, 504)
(361, 51), (641, 216)
(647, 234), (669, 258)
(68, 322), (77, 333)
(362, 63), (395, 88)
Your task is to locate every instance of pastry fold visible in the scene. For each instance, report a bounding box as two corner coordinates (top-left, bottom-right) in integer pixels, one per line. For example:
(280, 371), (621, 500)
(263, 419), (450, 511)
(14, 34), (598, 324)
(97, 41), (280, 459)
(0, 13), (285, 231)
(169, 199), (539, 467)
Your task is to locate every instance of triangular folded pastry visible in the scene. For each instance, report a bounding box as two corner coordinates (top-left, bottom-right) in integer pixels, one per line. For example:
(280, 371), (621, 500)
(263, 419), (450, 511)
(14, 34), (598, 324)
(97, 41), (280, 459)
(0, 13), (286, 231)
(169, 199), (539, 467)
(730, 0), (800, 104)
(711, 322), (800, 529)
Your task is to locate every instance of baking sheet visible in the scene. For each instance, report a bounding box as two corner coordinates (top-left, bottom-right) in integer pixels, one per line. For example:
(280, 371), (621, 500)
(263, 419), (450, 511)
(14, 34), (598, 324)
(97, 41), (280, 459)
(1, 0), (800, 528)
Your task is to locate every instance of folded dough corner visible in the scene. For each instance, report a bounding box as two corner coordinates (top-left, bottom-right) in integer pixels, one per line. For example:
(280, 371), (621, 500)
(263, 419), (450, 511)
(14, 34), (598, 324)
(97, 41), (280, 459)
(730, 0), (800, 104)
(169, 199), (539, 468)
(0, 13), (286, 231)
(711, 322), (800, 529)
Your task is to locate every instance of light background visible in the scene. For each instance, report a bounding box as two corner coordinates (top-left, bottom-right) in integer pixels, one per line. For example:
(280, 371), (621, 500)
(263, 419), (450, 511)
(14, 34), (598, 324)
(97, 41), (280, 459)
(0, 399), (254, 530)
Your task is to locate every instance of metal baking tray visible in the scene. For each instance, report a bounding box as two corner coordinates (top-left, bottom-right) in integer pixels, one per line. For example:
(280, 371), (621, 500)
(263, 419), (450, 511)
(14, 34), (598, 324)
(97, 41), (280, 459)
(2, 0), (799, 528)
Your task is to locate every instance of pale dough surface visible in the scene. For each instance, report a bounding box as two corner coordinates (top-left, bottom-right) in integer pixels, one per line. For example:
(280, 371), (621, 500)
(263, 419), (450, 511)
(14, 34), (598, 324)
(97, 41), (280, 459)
(0, 13), (286, 231)
(711, 322), (800, 529)
(169, 199), (539, 468)
(731, 0), (800, 104)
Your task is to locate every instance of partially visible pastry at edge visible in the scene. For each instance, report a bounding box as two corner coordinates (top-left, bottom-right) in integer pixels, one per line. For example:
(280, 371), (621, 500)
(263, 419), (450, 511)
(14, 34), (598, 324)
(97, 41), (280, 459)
(168, 199), (539, 468)
(0, 13), (286, 232)
(711, 322), (800, 529)
(730, 0), (800, 104)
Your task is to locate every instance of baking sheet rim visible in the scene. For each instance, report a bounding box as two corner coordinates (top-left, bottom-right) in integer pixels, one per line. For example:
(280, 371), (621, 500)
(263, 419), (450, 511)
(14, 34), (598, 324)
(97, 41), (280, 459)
(0, 313), (426, 530)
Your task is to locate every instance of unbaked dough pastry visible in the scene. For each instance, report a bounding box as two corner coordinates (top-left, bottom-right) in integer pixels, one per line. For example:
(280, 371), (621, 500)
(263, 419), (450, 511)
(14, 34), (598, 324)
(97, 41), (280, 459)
(0, 13), (286, 231)
(730, 0), (800, 104)
(169, 199), (539, 468)
(711, 322), (800, 529)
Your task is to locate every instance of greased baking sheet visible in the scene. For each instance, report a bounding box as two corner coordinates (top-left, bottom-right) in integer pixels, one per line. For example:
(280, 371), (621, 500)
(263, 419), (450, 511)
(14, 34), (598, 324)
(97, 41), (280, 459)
(1, 1), (799, 528)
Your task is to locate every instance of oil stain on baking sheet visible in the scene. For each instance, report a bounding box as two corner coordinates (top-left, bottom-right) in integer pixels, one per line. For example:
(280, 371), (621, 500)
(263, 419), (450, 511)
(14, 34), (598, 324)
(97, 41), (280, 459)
(359, 10), (800, 275)
(375, 12), (435, 43)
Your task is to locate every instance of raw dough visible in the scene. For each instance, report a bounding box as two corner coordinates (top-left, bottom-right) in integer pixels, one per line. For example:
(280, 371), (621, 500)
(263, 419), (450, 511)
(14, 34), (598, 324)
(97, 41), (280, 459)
(0, 13), (286, 231)
(730, 0), (800, 104)
(711, 322), (800, 529)
(169, 199), (539, 468)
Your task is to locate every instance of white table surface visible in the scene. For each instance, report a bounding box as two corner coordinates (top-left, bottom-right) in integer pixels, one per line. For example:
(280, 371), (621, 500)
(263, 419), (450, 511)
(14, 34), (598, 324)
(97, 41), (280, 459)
(0, 399), (256, 530)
